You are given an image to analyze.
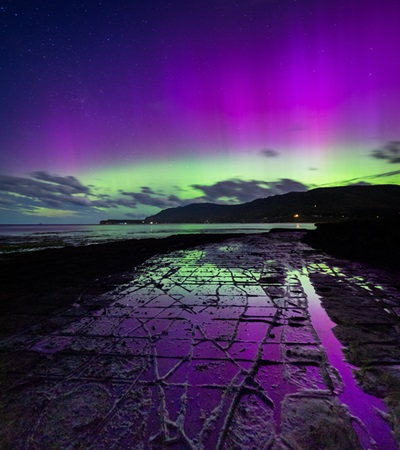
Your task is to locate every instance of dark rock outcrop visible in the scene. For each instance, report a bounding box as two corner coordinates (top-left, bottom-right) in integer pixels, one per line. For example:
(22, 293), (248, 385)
(303, 218), (400, 268)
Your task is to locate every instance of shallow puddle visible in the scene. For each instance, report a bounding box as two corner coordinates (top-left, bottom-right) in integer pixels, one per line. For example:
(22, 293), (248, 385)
(298, 270), (398, 450)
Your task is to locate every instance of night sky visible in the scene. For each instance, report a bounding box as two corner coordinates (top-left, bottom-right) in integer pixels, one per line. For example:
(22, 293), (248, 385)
(1, 0), (400, 224)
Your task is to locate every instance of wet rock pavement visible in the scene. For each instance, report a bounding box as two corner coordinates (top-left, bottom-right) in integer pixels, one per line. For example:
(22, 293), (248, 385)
(1, 232), (399, 449)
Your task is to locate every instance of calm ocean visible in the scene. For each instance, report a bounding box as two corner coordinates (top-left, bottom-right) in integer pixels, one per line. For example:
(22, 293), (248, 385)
(0, 223), (315, 253)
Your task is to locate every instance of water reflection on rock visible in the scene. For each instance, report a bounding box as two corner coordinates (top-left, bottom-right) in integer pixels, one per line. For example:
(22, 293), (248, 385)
(0, 232), (399, 449)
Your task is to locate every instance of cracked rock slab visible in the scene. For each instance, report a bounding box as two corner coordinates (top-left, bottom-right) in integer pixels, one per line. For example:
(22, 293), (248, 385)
(0, 232), (399, 449)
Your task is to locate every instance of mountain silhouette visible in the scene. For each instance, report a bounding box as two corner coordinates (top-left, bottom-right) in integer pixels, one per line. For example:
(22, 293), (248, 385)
(145, 185), (400, 223)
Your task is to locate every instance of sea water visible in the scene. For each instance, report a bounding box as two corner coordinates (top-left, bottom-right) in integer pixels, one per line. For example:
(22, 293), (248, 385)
(0, 223), (315, 253)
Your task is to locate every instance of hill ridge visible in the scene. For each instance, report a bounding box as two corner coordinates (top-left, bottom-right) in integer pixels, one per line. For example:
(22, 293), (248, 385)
(144, 185), (400, 223)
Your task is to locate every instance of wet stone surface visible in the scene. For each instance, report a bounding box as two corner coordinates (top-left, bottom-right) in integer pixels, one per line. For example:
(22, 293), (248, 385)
(1, 232), (399, 449)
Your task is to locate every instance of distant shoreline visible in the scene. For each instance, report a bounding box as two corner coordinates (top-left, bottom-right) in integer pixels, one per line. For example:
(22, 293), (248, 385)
(98, 220), (316, 225)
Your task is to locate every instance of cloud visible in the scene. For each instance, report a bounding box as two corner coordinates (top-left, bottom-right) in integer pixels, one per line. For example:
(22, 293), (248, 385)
(120, 190), (183, 208)
(260, 149), (279, 158)
(91, 197), (138, 209)
(140, 186), (156, 194)
(0, 171), (311, 220)
(0, 195), (16, 206)
(347, 181), (372, 186)
(371, 141), (400, 164)
(192, 178), (308, 204)
(30, 171), (91, 193)
(0, 174), (92, 209)
(315, 169), (400, 188)
(350, 169), (400, 183)
(371, 169), (400, 179)
(0, 172), (186, 217)
(172, 185), (186, 192)
(272, 179), (309, 192)
(0, 172), (140, 214)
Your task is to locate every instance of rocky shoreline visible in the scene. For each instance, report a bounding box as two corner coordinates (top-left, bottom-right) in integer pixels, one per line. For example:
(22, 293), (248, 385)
(303, 218), (400, 269)
(1, 224), (398, 336)
(1, 229), (400, 448)
(1, 231), (399, 448)
(0, 233), (248, 332)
